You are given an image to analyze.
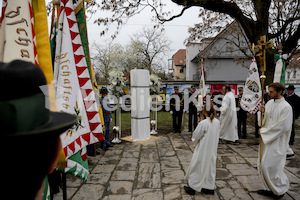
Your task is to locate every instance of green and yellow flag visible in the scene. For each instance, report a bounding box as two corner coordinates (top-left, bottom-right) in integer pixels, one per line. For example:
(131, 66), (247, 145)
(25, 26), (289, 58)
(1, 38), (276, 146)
(274, 54), (285, 85)
(74, 0), (105, 131)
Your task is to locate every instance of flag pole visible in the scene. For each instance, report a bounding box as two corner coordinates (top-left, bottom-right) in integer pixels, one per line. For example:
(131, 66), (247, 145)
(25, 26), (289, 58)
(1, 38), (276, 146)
(254, 35), (273, 163)
(259, 75), (265, 163)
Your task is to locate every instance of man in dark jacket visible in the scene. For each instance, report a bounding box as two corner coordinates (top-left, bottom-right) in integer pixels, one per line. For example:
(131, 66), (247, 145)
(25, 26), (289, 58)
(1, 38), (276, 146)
(236, 87), (247, 138)
(170, 86), (184, 133)
(285, 85), (300, 145)
(188, 86), (198, 132)
(100, 87), (113, 150)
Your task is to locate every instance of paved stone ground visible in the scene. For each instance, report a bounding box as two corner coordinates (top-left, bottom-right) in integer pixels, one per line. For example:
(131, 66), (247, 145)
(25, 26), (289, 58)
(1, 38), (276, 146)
(54, 119), (300, 200)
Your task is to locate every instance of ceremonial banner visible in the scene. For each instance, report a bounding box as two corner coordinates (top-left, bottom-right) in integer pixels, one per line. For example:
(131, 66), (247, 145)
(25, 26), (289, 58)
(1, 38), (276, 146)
(199, 59), (206, 97)
(54, 0), (103, 159)
(241, 57), (262, 114)
(74, 0), (92, 76)
(0, 0), (36, 63)
(50, 19), (57, 65)
(74, 0), (105, 129)
(273, 57), (285, 85)
(66, 148), (89, 181)
(0, 0), (7, 26)
(198, 59), (206, 107)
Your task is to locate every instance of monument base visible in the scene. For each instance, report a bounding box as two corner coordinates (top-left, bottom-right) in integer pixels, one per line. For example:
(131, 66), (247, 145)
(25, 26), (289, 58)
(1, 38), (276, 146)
(121, 135), (160, 144)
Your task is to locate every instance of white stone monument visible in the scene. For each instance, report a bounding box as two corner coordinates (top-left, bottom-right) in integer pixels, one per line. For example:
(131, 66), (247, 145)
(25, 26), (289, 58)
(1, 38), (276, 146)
(131, 69), (150, 141)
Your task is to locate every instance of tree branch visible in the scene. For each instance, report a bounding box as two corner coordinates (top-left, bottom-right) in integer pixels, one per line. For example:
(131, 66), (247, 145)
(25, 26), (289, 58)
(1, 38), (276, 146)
(268, 17), (300, 39)
(171, 0), (256, 42)
(282, 24), (300, 54)
(148, 3), (192, 23)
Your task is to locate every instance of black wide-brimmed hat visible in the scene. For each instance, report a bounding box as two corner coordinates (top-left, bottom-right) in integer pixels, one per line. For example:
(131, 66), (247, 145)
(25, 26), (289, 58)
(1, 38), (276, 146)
(286, 85), (295, 90)
(0, 60), (77, 137)
(100, 87), (108, 94)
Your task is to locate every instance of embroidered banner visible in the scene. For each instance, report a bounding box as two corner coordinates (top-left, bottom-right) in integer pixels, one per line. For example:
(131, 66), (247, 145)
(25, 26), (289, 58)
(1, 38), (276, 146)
(241, 57), (262, 114)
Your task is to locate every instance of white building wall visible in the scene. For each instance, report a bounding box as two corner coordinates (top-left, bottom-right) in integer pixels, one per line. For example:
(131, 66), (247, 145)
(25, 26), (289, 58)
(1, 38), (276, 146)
(205, 59), (249, 82)
(186, 42), (206, 80)
(286, 67), (300, 84)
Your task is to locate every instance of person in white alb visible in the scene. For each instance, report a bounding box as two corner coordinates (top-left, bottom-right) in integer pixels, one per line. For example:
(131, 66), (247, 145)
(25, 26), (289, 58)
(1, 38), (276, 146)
(257, 82), (293, 199)
(184, 103), (220, 195)
(219, 85), (239, 143)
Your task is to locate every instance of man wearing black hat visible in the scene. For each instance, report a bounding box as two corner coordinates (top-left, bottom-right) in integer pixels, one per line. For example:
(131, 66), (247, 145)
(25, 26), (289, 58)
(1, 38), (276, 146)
(0, 60), (77, 199)
(285, 85), (300, 145)
(188, 86), (198, 132)
(170, 86), (184, 133)
(100, 87), (113, 150)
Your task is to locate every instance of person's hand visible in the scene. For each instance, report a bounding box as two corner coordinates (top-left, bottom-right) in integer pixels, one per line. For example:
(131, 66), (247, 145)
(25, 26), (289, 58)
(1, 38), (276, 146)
(259, 105), (265, 113)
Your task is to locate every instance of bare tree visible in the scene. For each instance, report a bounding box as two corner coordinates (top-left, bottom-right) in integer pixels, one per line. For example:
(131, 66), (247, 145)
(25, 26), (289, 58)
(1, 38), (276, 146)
(129, 27), (171, 73)
(90, 28), (171, 78)
(90, 42), (125, 78)
(88, 0), (300, 83)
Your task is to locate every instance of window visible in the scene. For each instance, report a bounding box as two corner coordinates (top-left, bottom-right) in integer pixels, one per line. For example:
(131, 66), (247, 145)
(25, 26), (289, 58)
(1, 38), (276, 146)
(287, 71), (291, 79)
(180, 68), (184, 73)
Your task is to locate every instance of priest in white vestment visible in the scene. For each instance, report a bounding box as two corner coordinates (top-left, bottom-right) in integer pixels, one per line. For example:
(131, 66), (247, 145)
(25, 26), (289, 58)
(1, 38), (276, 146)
(184, 104), (220, 195)
(258, 83), (293, 199)
(219, 85), (238, 142)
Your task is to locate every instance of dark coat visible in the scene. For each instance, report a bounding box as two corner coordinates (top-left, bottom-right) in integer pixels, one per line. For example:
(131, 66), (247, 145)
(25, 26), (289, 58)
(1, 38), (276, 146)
(188, 92), (198, 113)
(170, 92), (184, 112)
(285, 93), (300, 119)
(100, 97), (111, 123)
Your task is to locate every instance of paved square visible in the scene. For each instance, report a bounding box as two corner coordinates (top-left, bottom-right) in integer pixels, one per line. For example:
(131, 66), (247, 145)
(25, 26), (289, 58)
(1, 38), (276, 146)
(54, 120), (300, 200)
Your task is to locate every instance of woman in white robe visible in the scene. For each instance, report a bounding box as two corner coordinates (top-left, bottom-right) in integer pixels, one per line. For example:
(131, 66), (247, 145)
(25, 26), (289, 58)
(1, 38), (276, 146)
(184, 104), (220, 195)
(258, 83), (293, 198)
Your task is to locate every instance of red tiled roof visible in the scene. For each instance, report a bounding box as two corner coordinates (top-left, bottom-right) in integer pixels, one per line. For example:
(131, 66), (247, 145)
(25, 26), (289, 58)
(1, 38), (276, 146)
(173, 49), (186, 66)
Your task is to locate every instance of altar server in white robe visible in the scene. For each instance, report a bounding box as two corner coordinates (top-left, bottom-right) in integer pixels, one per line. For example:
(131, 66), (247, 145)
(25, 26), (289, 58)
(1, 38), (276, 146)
(219, 85), (239, 142)
(184, 103), (220, 195)
(257, 82), (293, 199)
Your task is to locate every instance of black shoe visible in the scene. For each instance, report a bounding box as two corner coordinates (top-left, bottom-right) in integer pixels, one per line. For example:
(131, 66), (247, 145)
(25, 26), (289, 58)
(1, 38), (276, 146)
(257, 190), (273, 196)
(172, 130), (176, 133)
(87, 153), (96, 157)
(274, 194), (284, 199)
(201, 188), (214, 195)
(107, 143), (114, 148)
(286, 154), (295, 159)
(257, 190), (284, 199)
(101, 146), (108, 151)
(184, 186), (195, 195)
(233, 140), (241, 144)
(96, 150), (101, 155)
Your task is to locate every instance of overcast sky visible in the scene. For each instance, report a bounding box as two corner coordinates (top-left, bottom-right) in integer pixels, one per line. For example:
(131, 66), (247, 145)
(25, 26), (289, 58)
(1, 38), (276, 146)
(86, 1), (202, 58)
(0, 0), (202, 64)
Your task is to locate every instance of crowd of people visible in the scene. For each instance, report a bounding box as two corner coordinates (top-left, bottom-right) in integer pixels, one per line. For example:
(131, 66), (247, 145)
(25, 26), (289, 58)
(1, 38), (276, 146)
(1, 59), (299, 199)
(181, 83), (299, 199)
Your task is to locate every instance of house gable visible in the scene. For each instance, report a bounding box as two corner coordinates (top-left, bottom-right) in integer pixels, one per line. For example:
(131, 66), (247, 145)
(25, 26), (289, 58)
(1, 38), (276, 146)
(199, 21), (251, 59)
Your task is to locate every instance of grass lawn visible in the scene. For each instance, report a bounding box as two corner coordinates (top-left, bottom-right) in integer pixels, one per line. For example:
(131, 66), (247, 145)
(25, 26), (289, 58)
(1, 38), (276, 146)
(108, 111), (188, 138)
